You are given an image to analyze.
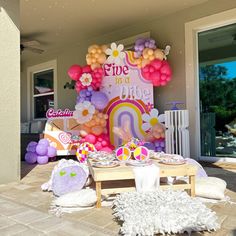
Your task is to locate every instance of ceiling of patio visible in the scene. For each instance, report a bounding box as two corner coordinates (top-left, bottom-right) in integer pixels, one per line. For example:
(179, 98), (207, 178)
(20, 0), (208, 61)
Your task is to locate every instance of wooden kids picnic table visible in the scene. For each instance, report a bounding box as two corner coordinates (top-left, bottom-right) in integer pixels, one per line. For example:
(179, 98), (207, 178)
(88, 159), (197, 208)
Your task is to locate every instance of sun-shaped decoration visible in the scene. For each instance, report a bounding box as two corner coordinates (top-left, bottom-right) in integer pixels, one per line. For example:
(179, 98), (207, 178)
(141, 108), (165, 132)
(105, 42), (125, 64)
(73, 101), (95, 124)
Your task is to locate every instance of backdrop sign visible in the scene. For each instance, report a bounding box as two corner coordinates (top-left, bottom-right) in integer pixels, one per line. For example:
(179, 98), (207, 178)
(101, 51), (154, 146)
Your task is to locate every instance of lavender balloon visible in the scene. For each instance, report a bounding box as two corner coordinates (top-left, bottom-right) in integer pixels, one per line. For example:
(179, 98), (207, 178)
(38, 139), (49, 147)
(26, 141), (38, 153)
(36, 144), (48, 156)
(25, 152), (37, 164)
(134, 37), (157, 58)
(47, 146), (57, 158)
(91, 91), (108, 110)
(37, 155), (49, 165)
(52, 165), (87, 196)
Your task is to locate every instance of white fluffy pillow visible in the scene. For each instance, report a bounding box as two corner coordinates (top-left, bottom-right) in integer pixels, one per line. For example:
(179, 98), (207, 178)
(196, 177), (226, 200)
(54, 188), (97, 207)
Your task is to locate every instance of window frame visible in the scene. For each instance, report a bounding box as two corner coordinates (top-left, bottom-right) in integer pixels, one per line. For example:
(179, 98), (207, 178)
(27, 60), (57, 121)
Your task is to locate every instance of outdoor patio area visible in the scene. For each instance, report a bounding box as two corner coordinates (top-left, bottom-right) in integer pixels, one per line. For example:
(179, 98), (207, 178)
(0, 161), (234, 235)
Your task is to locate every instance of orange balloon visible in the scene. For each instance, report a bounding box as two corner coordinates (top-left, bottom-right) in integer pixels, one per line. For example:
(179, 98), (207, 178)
(91, 126), (103, 136)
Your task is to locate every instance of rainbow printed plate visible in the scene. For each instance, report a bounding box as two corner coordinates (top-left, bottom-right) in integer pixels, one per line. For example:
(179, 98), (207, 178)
(115, 147), (131, 161)
(133, 146), (149, 161)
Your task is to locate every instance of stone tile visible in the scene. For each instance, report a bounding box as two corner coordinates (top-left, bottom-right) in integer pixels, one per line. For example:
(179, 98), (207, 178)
(29, 216), (67, 233)
(103, 220), (121, 234)
(10, 209), (50, 224)
(90, 231), (114, 236)
(80, 208), (114, 227)
(212, 204), (236, 217)
(13, 184), (33, 190)
(62, 209), (95, 221)
(48, 222), (96, 236)
(222, 216), (236, 230)
(0, 215), (16, 229)
(0, 201), (29, 217)
(0, 223), (29, 236)
(13, 228), (46, 236)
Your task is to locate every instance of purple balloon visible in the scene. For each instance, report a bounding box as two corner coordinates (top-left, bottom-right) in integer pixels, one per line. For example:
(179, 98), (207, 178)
(25, 152), (37, 164)
(26, 141), (38, 152)
(91, 91), (108, 110)
(143, 142), (155, 150)
(36, 144), (48, 155)
(47, 146), (57, 158)
(38, 139), (49, 147)
(37, 155), (49, 165)
(52, 165), (87, 196)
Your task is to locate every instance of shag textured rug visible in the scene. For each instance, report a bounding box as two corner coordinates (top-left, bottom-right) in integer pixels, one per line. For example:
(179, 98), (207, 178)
(113, 190), (220, 236)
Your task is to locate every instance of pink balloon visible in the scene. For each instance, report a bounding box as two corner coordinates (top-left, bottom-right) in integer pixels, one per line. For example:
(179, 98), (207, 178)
(150, 71), (160, 82)
(95, 142), (102, 151)
(100, 147), (113, 153)
(82, 65), (92, 73)
(37, 155), (49, 165)
(101, 140), (108, 146)
(68, 65), (82, 81)
(85, 134), (97, 144)
(161, 74), (167, 81)
(152, 59), (162, 70)
(161, 64), (171, 75)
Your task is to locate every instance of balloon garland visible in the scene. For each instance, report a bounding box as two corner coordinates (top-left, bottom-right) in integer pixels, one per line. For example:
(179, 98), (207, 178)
(67, 38), (172, 156)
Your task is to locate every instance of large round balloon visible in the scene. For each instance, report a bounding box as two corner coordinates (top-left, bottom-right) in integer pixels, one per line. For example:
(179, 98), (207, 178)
(91, 91), (109, 110)
(38, 139), (49, 147)
(37, 155), (49, 165)
(26, 141), (38, 153)
(36, 144), (48, 156)
(47, 146), (57, 158)
(68, 64), (82, 81)
(25, 152), (37, 164)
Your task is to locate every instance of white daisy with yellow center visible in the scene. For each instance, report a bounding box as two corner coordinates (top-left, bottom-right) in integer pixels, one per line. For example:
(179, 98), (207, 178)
(79, 73), (92, 86)
(141, 108), (165, 132)
(74, 101), (95, 124)
(105, 43), (125, 64)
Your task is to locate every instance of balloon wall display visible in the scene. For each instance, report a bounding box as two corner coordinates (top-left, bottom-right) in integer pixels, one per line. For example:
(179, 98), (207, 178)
(47, 37), (172, 156)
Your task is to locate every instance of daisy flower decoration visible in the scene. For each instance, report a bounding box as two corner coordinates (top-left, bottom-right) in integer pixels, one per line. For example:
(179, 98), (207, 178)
(105, 43), (125, 64)
(73, 101), (95, 124)
(79, 73), (92, 87)
(141, 108), (165, 132)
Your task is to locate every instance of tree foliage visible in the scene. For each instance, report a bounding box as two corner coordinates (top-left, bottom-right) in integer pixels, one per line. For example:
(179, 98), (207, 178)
(199, 64), (236, 132)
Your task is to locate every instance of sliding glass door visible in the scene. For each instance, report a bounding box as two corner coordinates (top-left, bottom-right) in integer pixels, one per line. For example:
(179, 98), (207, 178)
(198, 23), (236, 159)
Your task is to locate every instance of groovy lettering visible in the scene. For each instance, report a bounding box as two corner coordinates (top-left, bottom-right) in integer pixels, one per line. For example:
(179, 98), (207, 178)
(104, 63), (129, 76)
(46, 108), (74, 119)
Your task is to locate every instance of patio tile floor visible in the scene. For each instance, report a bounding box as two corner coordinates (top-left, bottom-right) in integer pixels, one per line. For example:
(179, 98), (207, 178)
(0, 161), (234, 235)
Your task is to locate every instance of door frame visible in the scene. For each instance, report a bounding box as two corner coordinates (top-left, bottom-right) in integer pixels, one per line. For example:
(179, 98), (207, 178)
(185, 8), (236, 162)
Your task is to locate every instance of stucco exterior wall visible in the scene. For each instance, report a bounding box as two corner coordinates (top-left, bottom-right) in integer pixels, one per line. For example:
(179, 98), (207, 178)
(0, 0), (20, 183)
(21, 0), (236, 122)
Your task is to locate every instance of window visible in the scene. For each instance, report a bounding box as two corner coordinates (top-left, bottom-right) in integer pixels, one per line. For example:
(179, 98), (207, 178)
(33, 69), (54, 119)
(27, 60), (57, 120)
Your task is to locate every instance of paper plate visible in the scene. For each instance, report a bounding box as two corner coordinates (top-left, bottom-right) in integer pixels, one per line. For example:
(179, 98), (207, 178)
(126, 159), (153, 167)
(92, 161), (119, 168)
(159, 159), (186, 165)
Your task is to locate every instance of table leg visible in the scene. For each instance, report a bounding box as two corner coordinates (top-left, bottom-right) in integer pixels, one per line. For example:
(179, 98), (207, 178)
(96, 181), (102, 208)
(189, 175), (195, 197)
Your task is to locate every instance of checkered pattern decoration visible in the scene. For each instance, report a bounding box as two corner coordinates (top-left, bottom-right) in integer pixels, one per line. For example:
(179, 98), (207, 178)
(76, 142), (96, 163)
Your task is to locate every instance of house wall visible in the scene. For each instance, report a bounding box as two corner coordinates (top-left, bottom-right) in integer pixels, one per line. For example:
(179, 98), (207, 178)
(21, 0), (236, 157)
(0, 0), (20, 183)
